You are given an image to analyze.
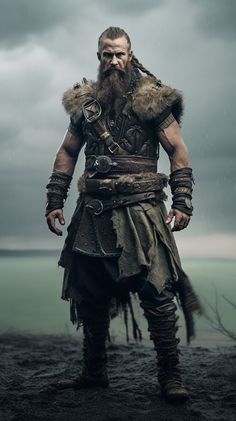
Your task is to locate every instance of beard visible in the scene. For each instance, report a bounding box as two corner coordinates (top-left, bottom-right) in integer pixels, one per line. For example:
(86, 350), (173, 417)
(96, 62), (133, 116)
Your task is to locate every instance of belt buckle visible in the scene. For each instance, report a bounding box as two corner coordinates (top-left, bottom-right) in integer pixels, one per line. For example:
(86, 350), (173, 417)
(94, 156), (113, 173)
(82, 98), (102, 123)
(108, 142), (120, 154)
(86, 199), (104, 216)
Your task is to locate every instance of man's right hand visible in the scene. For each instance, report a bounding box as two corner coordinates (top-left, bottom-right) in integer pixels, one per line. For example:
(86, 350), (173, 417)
(46, 209), (65, 236)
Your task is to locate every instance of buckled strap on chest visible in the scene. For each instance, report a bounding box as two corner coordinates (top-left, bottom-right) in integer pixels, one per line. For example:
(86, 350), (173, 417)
(82, 98), (128, 155)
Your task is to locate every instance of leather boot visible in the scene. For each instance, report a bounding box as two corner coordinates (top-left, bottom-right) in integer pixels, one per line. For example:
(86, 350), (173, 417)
(144, 301), (189, 402)
(56, 318), (109, 389)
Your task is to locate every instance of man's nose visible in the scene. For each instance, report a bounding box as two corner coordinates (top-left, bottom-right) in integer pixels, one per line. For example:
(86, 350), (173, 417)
(111, 54), (118, 65)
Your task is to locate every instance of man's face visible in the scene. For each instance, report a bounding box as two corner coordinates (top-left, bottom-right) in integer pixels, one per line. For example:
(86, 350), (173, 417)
(98, 36), (133, 73)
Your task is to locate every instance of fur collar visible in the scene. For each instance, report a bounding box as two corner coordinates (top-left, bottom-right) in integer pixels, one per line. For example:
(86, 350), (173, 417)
(62, 76), (183, 124)
(62, 80), (97, 123)
(132, 77), (184, 124)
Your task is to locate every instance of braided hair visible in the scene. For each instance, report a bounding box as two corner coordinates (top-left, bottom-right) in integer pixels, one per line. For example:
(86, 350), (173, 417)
(98, 26), (162, 86)
(131, 55), (162, 86)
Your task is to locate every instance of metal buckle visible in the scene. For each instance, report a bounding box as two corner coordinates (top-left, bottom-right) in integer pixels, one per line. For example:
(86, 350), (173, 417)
(82, 98), (102, 123)
(85, 199), (104, 216)
(108, 142), (120, 154)
(94, 156), (113, 173)
(185, 197), (193, 210)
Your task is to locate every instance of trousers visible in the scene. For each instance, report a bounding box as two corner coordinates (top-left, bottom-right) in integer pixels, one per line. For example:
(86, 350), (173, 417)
(72, 253), (174, 322)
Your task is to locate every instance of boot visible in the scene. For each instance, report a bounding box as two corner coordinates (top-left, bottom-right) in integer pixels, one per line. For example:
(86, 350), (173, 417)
(56, 318), (109, 389)
(144, 301), (189, 402)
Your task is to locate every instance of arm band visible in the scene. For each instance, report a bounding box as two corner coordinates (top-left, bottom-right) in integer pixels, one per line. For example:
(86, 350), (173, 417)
(169, 167), (194, 216)
(45, 172), (72, 216)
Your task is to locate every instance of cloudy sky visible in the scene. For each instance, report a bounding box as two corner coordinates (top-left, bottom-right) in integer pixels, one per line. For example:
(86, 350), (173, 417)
(0, 0), (235, 257)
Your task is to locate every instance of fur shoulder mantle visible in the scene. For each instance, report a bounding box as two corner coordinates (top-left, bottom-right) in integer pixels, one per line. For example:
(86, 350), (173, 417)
(62, 80), (97, 123)
(62, 76), (184, 125)
(132, 77), (184, 125)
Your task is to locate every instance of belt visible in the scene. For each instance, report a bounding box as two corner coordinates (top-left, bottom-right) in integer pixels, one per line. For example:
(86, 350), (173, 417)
(85, 155), (157, 176)
(84, 192), (156, 216)
(79, 174), (168, 196)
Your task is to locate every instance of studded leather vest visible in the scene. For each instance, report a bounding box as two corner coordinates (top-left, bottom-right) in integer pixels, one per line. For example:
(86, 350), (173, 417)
(81, 111), (160, 160)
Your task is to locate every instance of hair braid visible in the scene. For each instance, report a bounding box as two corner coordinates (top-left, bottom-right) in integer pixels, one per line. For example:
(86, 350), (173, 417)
(131, 55), (162, 86)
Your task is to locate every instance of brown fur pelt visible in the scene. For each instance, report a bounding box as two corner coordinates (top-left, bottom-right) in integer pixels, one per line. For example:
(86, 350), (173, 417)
(62, 75), (183, 125)
(62, 80), (96, 123)
(132, 77), (184, 124)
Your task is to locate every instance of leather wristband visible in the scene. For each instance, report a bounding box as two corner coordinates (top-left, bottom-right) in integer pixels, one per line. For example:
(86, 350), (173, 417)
(45, 172), (72, 216)
(169, 167), (194, 216)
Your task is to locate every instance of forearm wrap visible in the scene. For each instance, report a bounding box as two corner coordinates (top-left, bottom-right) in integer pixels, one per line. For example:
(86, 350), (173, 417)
(45, 172), (72, 216)
(169, 167), (194, 216)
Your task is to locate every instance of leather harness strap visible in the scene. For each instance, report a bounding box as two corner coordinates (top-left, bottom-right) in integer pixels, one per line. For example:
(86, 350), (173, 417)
(82, 98), (128, 156)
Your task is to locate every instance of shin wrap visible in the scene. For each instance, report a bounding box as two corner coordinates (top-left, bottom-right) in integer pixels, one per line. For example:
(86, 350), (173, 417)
(144, 302), (189, 400)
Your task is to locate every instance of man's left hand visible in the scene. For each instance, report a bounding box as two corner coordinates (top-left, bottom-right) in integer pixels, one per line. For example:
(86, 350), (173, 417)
(166, 208), (190, 232)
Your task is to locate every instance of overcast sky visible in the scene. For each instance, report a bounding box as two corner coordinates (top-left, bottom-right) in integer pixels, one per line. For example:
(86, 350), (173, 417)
(0, 0), (235, 257)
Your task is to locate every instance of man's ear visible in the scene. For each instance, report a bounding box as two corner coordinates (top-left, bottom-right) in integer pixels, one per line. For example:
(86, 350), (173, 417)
(97, 52), (101, 61)
(129, 50), (133, 62)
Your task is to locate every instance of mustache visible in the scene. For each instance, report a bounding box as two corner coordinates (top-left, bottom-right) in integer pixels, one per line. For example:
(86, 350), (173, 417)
(102, 68), (125, 77)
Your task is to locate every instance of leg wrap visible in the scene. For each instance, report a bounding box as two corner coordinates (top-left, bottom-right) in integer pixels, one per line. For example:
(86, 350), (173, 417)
(81, 317), (110, 384)
(144, 301), (189, 401)
(56, 316), (110, 389)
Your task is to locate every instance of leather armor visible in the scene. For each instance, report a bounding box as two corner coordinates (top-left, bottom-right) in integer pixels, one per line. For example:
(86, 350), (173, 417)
(63, 73), (183, 257)
(81, 111), (160, 160)
(71, 111), (163, 257)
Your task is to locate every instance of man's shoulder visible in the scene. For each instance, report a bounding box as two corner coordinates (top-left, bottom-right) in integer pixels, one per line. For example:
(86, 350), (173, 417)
(62, 78), (97, 122)
(133, 76), (184, 125)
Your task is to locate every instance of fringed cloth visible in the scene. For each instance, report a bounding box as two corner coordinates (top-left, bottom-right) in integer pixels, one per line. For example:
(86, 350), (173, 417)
(111, 199), (203, 342)
(59, 196), (202, 344)
(69, 295), (143, 343)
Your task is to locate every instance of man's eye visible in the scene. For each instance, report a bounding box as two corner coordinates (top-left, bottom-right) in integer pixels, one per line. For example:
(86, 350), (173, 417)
(103, 53), (112, 59)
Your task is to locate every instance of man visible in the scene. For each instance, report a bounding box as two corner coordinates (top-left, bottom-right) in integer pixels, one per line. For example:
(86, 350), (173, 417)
(46, 27), (201, 402)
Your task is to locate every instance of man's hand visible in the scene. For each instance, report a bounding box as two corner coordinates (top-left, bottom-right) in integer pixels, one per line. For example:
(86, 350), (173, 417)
(166, 208), (190, 232)
(46, 209), (65, 236)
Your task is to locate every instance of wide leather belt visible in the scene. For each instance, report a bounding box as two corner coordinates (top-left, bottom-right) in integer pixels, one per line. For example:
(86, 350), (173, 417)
(78, 173), (168, 196)
(84, 192), (156, 216)
(85, 155), (157, 176)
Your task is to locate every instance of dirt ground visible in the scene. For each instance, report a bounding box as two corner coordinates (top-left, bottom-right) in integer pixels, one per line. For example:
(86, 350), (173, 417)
(0, 333), (235, 421)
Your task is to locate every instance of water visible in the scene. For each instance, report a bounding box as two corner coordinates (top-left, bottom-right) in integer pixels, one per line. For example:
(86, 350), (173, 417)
(0, 254), (235, 347)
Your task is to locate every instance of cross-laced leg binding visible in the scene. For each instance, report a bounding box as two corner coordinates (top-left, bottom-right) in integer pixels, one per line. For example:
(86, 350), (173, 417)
(144, 301), (189, 402)
(56, 317), (110, 389)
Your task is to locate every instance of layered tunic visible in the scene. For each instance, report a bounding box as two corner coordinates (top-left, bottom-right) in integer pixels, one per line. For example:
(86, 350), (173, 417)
(58, 72), (202, 341)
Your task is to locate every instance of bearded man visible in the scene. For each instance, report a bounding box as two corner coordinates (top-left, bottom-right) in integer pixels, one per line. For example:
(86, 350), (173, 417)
(46, 27), (201, 402)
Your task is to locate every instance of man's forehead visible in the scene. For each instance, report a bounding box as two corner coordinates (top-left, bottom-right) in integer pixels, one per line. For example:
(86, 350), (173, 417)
(100, 37), (130, 52)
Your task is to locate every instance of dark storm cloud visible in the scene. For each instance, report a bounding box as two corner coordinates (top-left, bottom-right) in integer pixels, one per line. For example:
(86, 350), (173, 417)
(0, 0), (165, 49)
(0, 0), (78, 47)
(98, 0), (165, 15)
(192, 0), (236, 40)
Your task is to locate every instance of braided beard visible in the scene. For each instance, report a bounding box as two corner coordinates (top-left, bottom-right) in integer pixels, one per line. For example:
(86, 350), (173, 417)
(96, 62), (133, 117)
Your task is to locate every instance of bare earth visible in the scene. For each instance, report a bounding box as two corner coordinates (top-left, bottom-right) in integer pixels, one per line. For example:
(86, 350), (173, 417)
(0, 334), (235, 421)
